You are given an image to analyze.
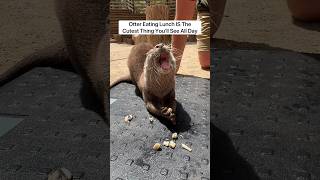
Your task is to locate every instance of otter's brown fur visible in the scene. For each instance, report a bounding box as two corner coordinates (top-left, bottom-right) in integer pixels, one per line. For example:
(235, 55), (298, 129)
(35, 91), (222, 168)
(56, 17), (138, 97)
(0, 0), (108, 119)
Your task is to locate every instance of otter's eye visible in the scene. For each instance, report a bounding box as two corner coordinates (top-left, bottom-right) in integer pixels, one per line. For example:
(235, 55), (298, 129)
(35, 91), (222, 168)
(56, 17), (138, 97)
(155, 43), (164, 48)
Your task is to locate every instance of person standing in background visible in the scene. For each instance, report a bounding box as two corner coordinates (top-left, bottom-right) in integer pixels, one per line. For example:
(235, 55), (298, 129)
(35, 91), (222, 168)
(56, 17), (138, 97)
(172, 0), (226, 72)
(196, 0), (211, 70)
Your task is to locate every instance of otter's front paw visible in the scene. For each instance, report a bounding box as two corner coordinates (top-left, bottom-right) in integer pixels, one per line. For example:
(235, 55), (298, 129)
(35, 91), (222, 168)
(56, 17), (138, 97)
(161, 107), (176, 125)
(161, 107), (172, 115)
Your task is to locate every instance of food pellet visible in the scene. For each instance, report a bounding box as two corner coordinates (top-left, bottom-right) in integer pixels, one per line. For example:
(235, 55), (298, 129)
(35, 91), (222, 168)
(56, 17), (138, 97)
(181, 143), (192, 152)
(153, 143), (161, 151)
(163, 141), (170, 147)
(169, 140), (176, 149)
(172, 133), (178, 139)
(124, 114), (134, 123)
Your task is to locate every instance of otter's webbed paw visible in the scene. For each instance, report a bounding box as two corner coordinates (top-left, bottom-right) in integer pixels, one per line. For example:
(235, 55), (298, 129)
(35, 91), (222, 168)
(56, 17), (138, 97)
(161, 107), (176, 125)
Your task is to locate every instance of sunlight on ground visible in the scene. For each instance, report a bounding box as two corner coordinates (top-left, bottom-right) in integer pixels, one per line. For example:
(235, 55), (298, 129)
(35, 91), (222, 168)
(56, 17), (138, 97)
(110, 42), (209, 85)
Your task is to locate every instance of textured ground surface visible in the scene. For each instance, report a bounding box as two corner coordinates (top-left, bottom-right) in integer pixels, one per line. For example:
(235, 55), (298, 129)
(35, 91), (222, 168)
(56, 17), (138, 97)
(0, 67), (210, 179)
(110, 76), (210, 179)
(0, 68), (109, 179)
(215, 0), (320, 54)
(212, 49), (320, 180)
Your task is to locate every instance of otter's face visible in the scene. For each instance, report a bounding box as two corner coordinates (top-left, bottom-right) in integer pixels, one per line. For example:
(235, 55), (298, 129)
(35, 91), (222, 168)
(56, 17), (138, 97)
(145, 43), (176, 74)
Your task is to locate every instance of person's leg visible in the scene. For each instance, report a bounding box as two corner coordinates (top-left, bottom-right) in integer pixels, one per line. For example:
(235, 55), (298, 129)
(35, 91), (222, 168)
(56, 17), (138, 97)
(197, 10), (210, 69)
(198, 52), (210, 69)
(171, 0), (196, 73)
(210, 0), (226, 77)
(210, 0), (226, 37)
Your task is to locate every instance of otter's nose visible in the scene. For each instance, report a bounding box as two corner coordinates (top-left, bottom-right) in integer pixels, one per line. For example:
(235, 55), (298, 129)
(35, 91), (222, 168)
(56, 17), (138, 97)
(155, 43), (164, 48)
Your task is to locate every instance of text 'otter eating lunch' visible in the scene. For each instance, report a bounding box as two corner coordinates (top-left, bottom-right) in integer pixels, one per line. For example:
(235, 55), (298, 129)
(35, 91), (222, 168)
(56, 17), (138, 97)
(119, 20), (201, 35)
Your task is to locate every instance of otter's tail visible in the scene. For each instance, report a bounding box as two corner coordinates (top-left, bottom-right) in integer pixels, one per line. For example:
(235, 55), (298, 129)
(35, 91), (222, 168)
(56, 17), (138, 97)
(0, 41), (71, 87)
(110, 74), (132, 88)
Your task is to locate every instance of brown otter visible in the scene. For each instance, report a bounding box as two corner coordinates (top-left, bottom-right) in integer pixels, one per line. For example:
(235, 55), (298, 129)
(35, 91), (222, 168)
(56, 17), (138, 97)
(111, 43), (177, 125)
(0, 0), (108, 119)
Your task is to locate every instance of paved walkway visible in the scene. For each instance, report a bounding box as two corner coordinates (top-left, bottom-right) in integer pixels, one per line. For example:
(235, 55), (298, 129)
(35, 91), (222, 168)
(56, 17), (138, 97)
(110, 42), (210, 85)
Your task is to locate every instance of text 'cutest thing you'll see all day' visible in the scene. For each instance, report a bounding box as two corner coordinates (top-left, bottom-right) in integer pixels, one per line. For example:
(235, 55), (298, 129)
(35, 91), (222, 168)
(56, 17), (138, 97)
(122, 21), (199, 34)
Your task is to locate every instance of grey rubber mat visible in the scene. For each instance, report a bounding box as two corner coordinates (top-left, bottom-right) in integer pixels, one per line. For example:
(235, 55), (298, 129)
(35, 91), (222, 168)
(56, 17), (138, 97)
(0, 68), (109, 179)
(212, 50), (320, 180)
(0, 115), (23, 137)
(110, 76), (210, 179)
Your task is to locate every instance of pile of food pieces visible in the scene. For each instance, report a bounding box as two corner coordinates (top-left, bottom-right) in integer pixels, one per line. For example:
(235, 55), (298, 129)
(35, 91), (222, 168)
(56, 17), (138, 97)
(153, 132), (192, 152)
(123, 114), (192, 152)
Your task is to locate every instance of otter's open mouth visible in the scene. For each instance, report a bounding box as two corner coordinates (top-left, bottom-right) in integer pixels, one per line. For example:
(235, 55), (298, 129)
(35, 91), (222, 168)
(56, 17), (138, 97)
(159, 52), (170, 70)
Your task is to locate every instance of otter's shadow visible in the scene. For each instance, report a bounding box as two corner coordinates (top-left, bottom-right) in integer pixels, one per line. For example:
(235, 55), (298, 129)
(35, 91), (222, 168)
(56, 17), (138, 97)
(212, 124), (260, 180)
(156, 101), (191, 133)
(50, 65), (107, 120)
(78, 81), (106, 120)
(293, 19), (320, 32)
(49, 66), (107, 121)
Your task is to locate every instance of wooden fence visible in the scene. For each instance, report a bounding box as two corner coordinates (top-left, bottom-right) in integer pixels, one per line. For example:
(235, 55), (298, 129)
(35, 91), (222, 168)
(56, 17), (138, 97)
(110, 0), (177, 34)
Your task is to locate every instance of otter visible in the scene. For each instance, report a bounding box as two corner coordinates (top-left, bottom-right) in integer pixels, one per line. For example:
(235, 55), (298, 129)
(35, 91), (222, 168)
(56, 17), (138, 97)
(111, 43), (177, 125)
(0, 0), (108, 119)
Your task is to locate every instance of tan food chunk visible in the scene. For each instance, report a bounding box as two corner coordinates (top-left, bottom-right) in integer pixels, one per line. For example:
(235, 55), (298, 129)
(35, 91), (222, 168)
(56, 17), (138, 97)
(163, 141), (170, 147)
(149, 116), (154, 123)
(169, 140), (176, 149)
(153, 143), (161, 151)
(181, 143), (192, 152)
(124, 114), (134, 123)
(48, 167), (72, 180)
(172, 133), (178, 139)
